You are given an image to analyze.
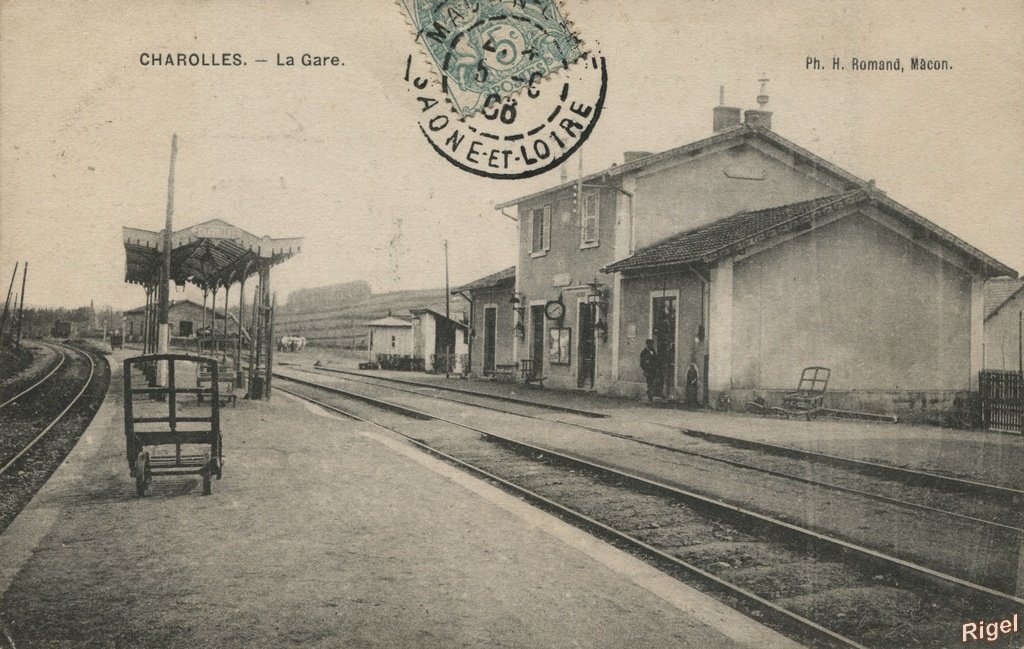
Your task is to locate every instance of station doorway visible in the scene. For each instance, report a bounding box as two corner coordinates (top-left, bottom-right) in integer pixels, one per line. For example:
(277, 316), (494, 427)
(652, 294), (677, 398)
(531, 305), (545, 368)
(483, 307), (496, 374)
(578, 303), (596, 389)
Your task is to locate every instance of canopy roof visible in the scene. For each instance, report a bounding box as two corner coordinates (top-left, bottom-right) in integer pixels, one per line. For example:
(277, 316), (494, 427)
(123, 219), (302, 288)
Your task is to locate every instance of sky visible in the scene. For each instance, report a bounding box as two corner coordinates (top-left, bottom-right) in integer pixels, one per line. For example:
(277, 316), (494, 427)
(1, 0), (1021, 310)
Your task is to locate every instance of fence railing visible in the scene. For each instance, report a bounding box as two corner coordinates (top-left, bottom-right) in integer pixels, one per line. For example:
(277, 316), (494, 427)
(979, 370), (1023, 434)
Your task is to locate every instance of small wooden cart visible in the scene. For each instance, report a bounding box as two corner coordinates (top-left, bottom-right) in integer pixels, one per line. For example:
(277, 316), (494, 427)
(123, 354), (223, 497)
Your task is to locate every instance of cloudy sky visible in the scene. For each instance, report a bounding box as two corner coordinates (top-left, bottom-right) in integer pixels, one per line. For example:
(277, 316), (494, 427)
(1, 0), (1021, 310)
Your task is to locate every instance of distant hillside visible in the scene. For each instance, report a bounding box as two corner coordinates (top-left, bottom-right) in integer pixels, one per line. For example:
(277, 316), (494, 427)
(283, 281), (372, 313)
(277, 286), (469, 348)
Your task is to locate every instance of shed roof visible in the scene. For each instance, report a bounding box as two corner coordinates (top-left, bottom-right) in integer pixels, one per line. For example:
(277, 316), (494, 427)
(603, 189), (1017, 278)
(123, 218), (302, 288)
(985, 277), (1024, 320)
(123, 298), (224, 317)
(366, 316), (415, 328)
(408, 307), (469, 329)
(452, 266), (516, 293)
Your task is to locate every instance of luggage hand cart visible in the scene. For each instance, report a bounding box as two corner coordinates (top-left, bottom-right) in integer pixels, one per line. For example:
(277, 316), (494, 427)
(775, 366), (831, 420)
(123, 354), (223, 497)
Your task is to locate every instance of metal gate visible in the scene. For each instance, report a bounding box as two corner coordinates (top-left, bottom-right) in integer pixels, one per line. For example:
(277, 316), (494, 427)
(979, 370), (1023, 433)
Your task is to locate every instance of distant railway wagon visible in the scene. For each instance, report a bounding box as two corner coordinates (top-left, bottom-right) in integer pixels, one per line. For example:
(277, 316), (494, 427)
(51, 320), (72, 338)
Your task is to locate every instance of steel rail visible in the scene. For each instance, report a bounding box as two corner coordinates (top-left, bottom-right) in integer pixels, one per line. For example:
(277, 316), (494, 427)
(0, 342), (68, 409)
(302, 365), (1023, 500)
(278, 367), (1024, 534)
(0, 344), (96, 477)
(674, 428), (1024, 501)
(308, 365), (608, 417)
(274, 372), (1024, 609)
(275, 382), (868, 649)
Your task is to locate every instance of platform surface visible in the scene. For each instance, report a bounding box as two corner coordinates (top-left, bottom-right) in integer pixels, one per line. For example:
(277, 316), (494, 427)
(0, 354), (801, 649)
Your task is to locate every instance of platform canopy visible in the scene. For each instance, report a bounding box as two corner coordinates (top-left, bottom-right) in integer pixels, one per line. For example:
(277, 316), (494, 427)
(123, 219), (302, 289)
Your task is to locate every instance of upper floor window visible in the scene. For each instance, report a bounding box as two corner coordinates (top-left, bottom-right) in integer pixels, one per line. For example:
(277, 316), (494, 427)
(581, 192), (599, 247)
(530, 205), (551, 255)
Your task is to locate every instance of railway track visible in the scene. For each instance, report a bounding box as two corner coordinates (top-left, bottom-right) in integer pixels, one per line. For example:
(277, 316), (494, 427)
(0, 342), (67, 410)
(0, 342), (108, 532)
(302, 366), (1024, 533)
(274, 372), (1024, 649)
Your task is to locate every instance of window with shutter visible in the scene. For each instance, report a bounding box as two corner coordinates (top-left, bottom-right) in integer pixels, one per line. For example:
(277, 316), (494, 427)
(530, 206), (551, 255)
(531, 208), (545, 252)
(542, 206), (551, 251)
(581, 192), (599, 246)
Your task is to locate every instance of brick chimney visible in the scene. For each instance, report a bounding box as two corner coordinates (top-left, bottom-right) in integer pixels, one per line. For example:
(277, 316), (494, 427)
(624, 151), (652, 164)
(743, 78), (772, 129)
(713, 85), (742, 133)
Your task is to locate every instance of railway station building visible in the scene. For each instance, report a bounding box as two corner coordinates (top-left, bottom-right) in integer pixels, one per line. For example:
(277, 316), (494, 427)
(123, 299), (225, 343)
(984, 277), (1024, 372)
(478, 97), (1016, 423)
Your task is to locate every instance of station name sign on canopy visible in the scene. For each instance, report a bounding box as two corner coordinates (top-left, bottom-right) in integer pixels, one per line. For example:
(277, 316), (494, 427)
(122, 218), (303, 289)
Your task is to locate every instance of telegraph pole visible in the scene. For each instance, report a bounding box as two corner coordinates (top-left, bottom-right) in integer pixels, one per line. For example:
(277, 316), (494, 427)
(444, 239), (450, 377)
(0, 262), (18, 344)
(15, 262), (27, 345)
(158, 134), (178, 384)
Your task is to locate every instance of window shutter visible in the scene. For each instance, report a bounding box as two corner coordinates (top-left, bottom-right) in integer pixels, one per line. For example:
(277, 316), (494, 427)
(582, 193), (599, 244)
(543, 206), (552, 251)
(527, 209), (535, 252)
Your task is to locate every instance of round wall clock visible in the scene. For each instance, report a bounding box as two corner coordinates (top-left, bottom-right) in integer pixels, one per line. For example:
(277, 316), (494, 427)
(545, 300), (565, 321)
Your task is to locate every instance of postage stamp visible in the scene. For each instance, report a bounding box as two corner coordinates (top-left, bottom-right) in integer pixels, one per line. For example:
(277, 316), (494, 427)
(405, 50), (605, 179)
(397, 0), (586, 118)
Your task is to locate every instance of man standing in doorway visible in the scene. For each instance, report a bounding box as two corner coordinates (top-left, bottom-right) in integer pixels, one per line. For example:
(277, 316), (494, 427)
(640, 338), (658, 402)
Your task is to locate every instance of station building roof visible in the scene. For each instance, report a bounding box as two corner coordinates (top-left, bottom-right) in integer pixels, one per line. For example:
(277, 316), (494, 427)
(123, 218), (302, 289)
(603, 189), (1017, 278)
(451, 266), (516, 293)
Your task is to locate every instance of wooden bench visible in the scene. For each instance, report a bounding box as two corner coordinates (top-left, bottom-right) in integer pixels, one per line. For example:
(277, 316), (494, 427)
(487, 364), (517, 382)
(197, 364), (237, 407)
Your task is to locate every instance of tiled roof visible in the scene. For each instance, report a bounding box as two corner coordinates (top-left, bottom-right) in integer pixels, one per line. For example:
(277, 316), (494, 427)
(452, 266), (515, 293)
(985, 277), (1024, 320)
(494, 125), (867, 210)
(603, 191), (866, 273)
(499, 124), (1015, 279)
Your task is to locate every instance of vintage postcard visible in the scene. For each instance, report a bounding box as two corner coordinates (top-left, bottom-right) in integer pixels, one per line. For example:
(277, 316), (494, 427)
(1, 1), (1022, 648)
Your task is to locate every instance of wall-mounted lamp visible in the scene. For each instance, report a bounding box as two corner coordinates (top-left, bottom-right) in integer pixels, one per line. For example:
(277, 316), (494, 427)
(510, 292), (526, 339)
(586, 278), (609, 341)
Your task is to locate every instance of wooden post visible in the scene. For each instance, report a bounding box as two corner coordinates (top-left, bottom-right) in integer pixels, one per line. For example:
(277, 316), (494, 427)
(267, 292), (276, 399)
(158, 134), (177, 385)
(15, 262), (27, 345)
(0, 261), (19, 343)
(236, 277), (245, 387)
(222, 282), (230, 364)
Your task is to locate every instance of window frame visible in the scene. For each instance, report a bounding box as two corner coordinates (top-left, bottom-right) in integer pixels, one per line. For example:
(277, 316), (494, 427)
(529, 205), (552, 257)
(580, 191), (600, 249)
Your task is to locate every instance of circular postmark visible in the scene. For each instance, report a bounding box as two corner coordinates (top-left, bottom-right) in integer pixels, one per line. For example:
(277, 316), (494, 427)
(404, 53), (607, 179)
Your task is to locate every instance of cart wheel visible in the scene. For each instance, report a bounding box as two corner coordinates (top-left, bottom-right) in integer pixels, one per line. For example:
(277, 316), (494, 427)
(135, 451), (149, 497)
(201, 451), (212, 496)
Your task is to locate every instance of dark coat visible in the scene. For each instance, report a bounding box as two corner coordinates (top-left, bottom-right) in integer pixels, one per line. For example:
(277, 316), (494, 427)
(640, 347), (658, 375)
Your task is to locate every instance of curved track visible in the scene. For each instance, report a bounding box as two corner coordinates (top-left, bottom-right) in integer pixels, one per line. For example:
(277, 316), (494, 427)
(275, 371), (1024, 649)
(0, 341), (68, 410)
(0, 343), (98, 477)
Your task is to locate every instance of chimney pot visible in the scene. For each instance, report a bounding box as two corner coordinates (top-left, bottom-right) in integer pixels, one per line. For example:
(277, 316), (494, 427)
(713, 106), (742, 133)
(744, 109), (772, 130)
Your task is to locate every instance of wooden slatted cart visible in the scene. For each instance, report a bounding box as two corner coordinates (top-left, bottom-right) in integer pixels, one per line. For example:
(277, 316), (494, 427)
(123, 354), (224, 497)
